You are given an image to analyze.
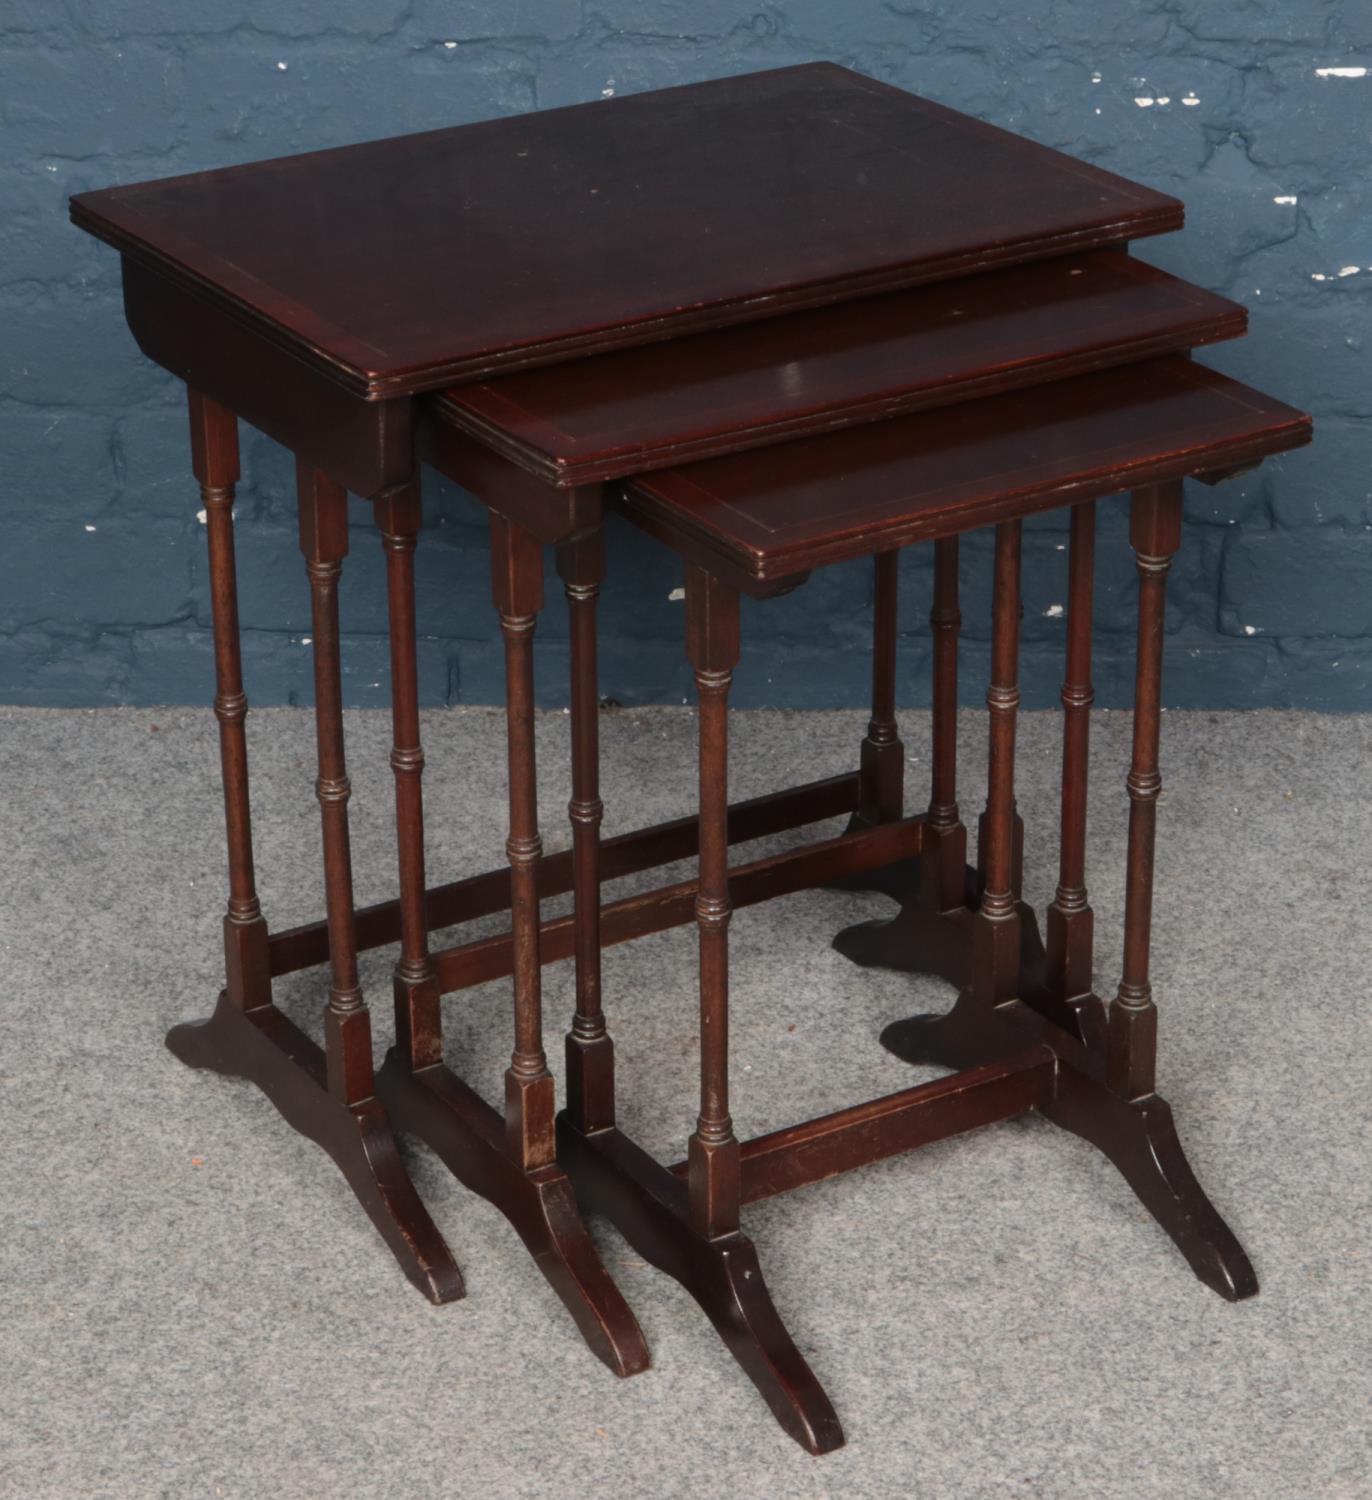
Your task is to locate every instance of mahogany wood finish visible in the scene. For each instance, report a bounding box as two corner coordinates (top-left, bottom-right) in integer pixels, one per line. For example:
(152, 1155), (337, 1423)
(618, 357), (1311, 589)
(591, 348), (1303, 1442)
(972, 521), (1026, 1008)
(71, 65), (1182, 398)
(267, 771), (863, 976)
(685, 567), (744, 1241)
(827, 550), (917, 900)
(556, 1115), (845, 1455)
(832, 536), (1057, 1027)
(428, 815), (927, 994)
(188, 388), (270, 1013)
(671, 1048), (1054, 1205)
(559, 527), (616, 1134)
(166, 406), (462, 1305)
(376, 481), (442, 1073)
(433, 252), (1243, 484)
(377, 514), (651, 1376)
(297, 465), (372, 1105)
(74, 63), (1299, 1445)
(928, 536), (963, 866)
(879, 984), (1258, 1301)
(857, 550), (905, 829)
(1045, 502), (1100, 1028)
(118, 258), (411, 499)
(1108, 481), (1184, 1099)
(375, 1047), (650, 1377)
(833, 536), (976, 942)
(826, 552), (917, 902)
(490, 516), (556, 1171)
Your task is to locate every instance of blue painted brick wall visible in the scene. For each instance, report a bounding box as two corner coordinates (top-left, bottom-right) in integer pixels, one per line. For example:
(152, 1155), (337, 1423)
(2, 2), (1368, 710)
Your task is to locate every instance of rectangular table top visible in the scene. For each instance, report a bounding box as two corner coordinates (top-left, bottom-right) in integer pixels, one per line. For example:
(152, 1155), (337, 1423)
(432, 253), (1243, 485)
(619, 358), (1311, 585)
(71, 64), (1182, 401)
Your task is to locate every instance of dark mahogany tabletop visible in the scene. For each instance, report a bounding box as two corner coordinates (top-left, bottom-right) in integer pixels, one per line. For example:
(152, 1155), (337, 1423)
(71, 63), (1181, 400)
(433, 252), (1244, 485)
(620, 357), (1311, 585)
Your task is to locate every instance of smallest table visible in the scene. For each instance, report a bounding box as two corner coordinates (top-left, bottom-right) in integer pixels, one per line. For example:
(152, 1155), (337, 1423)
(540, 355), (1308, 1452)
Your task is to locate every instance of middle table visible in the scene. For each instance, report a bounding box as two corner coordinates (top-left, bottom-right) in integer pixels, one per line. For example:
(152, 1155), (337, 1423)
(389, 245), (1256, 1390)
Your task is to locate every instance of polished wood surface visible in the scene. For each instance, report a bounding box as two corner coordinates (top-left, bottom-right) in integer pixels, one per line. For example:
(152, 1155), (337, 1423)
(972, 521), (1024, 1007)
(1108, 481), (1183, 1099)
(1045, 502), (1098, 1011)
(188, 389), (271, 1013)
(376, 481), (444, 1073)
(166, 403), (462, 1305)
(558, 529), (616, 1135)
(434, 253), (1242, 483)
(73, 58), (1289, 1448)
(620, 357), (1312, 585)
(267, 770), (863, 977)
(72, 65), (1182, 398)
(671, 1048), (1054, 1206)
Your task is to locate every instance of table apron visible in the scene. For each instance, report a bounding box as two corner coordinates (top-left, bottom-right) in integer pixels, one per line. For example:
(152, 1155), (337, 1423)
(122, 257), (411, 498)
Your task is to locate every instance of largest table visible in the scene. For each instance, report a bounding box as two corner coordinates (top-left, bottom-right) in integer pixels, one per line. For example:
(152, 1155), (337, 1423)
(70, 63), (1197, 1368)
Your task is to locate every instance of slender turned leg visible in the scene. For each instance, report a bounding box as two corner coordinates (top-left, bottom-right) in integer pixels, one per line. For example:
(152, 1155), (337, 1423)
(882, 521), (1028, 1051)
(377, 481), (442, 1071)
(489, 516), (558, 1170)
(925, 535), (969, 912)
(883, 487), (1256, 1302)
(976, 545), (1027, 907)
(1107, 484), (1176, 1099)
(832, 539), (970, 977)
(296, 470), (374, 1106)
(857, 550), (905, 826)
(970, 521), (1024, 1007)
(833, 536), (1047, 995)
(830, 551), (916, 899)
(168, 436), (460, 1304)
(1044, 503), (1100, 1035)
(377, 511), (647, 1372)
(558, 527), (616, 1133)
(190, 390), (271, 1010)
(554, 568), (843, 1450)
(686, 566), (744, 1240)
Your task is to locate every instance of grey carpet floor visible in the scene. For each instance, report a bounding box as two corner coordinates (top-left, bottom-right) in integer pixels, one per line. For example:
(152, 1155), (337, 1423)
(1, 706), (1369, 1500)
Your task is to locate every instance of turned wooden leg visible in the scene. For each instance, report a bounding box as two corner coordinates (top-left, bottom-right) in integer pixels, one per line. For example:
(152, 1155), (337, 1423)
(297, 467), (375, 1107)
(831, 539), (971, 974)
(376, 481), (442, 1072)
(856, 549), (904, 826)
(976, 531), (1027, 907)
(838, 530), (1048, 1015)
(925, 534), (969, 912)
(189, 390), (271, 1010)
(170, 446), (462, 1305)
(558, 526), (616, 1133)
(1108, 482), (1182, 1100)
(491, 515), (557, 1171)
(1045, 501), (1098, 1019)
(882, 493), (1255, 1301)
(552, 565), (840, 1448)
(686, 566), (743, 1241)
(830, 550), (914, 899)
(971, 520), (1023, 1007)
(378, 508), (647, 1370)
